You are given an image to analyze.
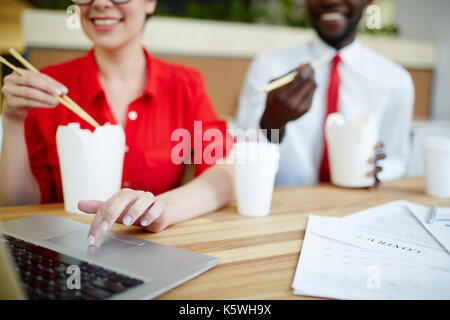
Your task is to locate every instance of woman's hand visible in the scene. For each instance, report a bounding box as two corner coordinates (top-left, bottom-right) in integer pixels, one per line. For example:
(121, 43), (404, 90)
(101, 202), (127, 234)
(1, 69), (68, 123)
(367, 142), (386, 189)
(78, 189), (167, 246)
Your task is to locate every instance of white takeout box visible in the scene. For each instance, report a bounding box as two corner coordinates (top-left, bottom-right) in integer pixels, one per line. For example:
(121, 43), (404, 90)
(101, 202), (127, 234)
(56, 123), (126, 214)
(325, 113), (378, 188)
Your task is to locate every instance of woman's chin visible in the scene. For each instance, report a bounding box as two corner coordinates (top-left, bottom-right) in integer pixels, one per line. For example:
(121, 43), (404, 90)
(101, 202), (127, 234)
(86, 31), (141, 52)
(93, 40), (126, 51)
(87, 34), (128, 51)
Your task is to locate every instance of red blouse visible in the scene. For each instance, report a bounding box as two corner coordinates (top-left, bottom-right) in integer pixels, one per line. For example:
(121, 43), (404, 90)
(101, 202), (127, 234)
(25, 48), (232, 204)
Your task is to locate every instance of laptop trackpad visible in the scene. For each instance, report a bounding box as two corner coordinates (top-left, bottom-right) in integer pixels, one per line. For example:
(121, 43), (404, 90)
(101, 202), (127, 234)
(45, 229), (137, 258)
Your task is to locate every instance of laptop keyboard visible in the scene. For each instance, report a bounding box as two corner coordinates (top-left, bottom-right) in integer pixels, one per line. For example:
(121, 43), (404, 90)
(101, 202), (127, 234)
(2, 234), (145, 300)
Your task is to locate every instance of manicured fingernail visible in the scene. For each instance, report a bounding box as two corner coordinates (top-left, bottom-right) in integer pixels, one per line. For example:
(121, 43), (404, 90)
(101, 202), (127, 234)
(51, 97), (59, 105)
(62, 86), (68, 94)
(88, 235), (96, 245)
(123, 216), (132, 226)
(100, 221), (109, 231)
(141, 220), (149, 227)
(54, 88), (62, 96)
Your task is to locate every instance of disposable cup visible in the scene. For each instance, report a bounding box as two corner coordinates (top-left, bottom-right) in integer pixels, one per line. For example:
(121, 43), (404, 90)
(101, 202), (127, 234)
(423, 137), (450, 198)
(56, 123), (126, 214)
(232, 142), (280, 217)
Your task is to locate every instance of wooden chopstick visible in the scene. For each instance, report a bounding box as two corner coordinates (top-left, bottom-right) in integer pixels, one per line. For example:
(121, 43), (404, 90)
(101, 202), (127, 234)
(258, 55), (332, 93)
(0, 56), (25, 76)
(5, 49), (100, 129)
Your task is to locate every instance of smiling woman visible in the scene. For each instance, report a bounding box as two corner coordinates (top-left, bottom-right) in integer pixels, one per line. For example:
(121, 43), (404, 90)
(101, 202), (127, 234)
(0, 0), (235, 243)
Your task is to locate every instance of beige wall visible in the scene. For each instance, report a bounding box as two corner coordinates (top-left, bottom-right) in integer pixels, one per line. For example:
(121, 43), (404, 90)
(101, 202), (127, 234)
(28, 48), (433, 120)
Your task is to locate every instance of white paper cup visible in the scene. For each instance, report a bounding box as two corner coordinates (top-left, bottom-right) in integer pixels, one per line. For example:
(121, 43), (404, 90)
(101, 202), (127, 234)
(326, 113), (378, 188)
(56, 123), (126, 214)
(423, 137), (450, 198)
(232, 142), (280, 217)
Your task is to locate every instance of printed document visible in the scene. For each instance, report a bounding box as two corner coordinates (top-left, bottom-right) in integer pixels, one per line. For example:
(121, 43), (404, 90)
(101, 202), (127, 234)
(292, 201), (450, 299)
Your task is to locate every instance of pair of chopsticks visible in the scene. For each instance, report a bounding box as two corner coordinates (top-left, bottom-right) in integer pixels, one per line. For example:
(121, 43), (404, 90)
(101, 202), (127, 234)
(0, 48), (100, 129)
(258, 55), (332, 93)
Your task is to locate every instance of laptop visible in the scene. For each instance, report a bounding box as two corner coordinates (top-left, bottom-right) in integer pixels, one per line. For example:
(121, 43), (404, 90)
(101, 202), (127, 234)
(0, 214), (218, 300)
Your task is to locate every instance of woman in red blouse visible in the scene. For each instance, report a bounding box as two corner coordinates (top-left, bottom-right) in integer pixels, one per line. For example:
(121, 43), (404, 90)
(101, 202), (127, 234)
(0, 0), (234, 245)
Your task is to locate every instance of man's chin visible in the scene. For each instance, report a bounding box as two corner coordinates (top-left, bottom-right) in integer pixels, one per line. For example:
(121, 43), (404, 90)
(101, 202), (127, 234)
(318, 32), (348, 48)
(315, 23), (358, 49)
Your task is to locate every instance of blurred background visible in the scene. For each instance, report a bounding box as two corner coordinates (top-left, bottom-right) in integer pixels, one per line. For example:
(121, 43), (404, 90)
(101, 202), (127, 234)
(0, 0), (449, 176)
(23, 0), (399, 34)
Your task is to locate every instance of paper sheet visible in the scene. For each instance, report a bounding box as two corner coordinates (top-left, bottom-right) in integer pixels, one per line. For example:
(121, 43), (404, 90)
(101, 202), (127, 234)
(313, 201), (450, 268)
(292, 214), (450, 299)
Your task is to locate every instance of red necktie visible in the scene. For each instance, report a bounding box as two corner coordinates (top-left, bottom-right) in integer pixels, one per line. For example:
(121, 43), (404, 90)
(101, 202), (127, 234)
(319, 54), (341, 182)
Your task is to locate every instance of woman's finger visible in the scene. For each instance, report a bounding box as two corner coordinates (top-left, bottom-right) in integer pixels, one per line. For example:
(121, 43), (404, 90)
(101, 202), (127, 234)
(87, 190), (129, 245)
(139, 199), (165, 227)
(87, 197), (116, 245)
(78, 200), (105, 214)
(4, 96), (57, 109)
(11, 70), (68, 97)
(7, 84), (60, 107)
(122, 192), (156, 226)
(99, 189), (141, 229)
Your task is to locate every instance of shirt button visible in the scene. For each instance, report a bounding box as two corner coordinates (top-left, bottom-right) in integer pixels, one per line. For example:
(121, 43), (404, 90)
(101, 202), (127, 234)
(128, 111), (138, 121)
(123, 181), (130, 188)
(125, 145), (129, 153)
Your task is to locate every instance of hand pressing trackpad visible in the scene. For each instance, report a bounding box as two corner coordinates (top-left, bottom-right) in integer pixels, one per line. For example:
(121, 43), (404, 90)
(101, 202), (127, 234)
(45, 229), (137, 258)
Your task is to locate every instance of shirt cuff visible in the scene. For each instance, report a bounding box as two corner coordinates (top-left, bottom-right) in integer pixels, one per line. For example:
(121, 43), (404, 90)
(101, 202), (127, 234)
(377, 158), (408, 181)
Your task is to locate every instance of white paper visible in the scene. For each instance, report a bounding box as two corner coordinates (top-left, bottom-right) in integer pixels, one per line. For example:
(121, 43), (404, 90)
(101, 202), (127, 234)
(314, 201), (450, 268)
(292, 214), (450, 300)
(407, 203), (450, 255)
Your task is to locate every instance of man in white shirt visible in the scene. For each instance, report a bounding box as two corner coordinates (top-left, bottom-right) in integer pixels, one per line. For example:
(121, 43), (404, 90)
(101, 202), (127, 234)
(237, 0), (415, 187)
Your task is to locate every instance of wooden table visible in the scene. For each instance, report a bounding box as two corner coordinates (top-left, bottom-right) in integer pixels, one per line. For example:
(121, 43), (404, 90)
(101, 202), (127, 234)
(1, 178), (449, 299)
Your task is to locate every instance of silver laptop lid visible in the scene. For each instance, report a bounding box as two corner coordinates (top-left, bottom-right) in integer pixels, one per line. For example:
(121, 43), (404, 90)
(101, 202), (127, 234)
(0, 233), (26, 300)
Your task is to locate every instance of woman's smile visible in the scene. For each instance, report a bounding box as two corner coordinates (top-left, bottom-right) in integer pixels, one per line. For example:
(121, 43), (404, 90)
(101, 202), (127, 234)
(90, 16), (124, 32)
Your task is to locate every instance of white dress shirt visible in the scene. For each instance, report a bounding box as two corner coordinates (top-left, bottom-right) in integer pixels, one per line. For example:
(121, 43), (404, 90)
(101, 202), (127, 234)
(237, 36), (415, 187)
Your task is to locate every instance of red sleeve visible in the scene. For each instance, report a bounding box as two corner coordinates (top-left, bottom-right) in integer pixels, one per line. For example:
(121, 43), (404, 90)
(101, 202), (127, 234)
(186, 71), (234, 177)
(24, 111), (56, 204)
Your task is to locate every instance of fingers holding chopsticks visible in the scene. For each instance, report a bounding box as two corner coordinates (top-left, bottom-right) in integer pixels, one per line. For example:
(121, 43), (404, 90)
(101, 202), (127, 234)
(2, 68), (69, 121)
(260, 64), (317, 134)
(0, 49), (100, 128)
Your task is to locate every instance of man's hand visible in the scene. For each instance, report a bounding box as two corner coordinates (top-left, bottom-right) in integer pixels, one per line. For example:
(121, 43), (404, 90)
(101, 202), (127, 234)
(368, 142), (386, 189)
(78, 189), (168, 246)
(260, 64), (317, 142)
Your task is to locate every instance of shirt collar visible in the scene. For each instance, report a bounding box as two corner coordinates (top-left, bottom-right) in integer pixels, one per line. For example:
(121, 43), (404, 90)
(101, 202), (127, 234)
(82, 47), (156, 107)
(143, 48), (158, 99)
(310, 35), (361, 65)
(82, 49), (102, 107)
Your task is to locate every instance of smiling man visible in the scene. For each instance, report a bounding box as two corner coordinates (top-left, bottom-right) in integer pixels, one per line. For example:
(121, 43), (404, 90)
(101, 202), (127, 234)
(237, 0), (415, 187)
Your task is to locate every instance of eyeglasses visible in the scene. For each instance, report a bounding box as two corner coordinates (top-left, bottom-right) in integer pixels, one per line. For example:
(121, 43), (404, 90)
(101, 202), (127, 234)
(71, 0), (132, 5)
